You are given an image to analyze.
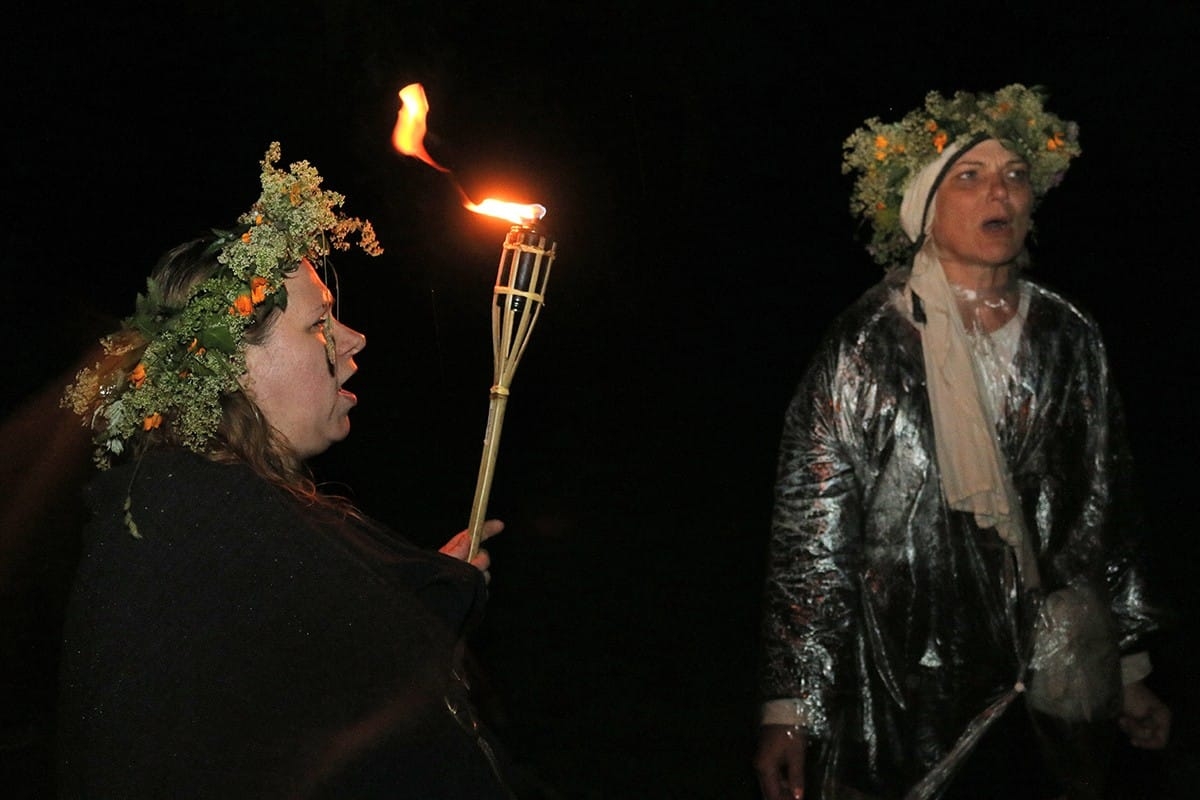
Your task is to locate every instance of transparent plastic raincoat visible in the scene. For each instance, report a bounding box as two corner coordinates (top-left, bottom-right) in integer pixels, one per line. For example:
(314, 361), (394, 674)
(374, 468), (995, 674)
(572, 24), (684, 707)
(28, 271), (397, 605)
(760, 271), (1164, 798)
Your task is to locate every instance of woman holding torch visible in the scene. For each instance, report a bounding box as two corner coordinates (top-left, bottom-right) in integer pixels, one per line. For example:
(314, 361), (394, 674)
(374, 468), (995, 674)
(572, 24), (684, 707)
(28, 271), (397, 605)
(57, 143), (513, 798)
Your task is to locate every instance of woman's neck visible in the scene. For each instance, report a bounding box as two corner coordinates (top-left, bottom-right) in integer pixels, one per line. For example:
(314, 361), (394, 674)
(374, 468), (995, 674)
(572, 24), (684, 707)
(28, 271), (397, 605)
(939, 257), (1014, 293)
(938, 258), (1020, 334)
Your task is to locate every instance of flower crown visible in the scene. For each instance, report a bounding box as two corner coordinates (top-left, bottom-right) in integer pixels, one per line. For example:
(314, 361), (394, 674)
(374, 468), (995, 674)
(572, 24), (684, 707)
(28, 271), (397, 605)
(63, 142), (383, 467)
(842, 84), (1081, 267)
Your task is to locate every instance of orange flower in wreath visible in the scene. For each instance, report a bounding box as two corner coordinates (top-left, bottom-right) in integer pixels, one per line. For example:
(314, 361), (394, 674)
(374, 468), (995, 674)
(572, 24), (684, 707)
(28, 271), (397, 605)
(130, 362), (147, 388)
(232, 294), (254, 316)
(873, 134), (889, 162)
(143, 413), (163, 431)
(250, 276), (269, 305)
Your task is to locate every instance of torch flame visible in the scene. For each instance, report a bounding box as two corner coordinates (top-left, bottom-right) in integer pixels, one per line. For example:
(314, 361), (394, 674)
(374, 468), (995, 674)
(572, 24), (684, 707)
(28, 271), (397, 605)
(393, 82), (546, 226)
(466, 198), (547, 225)
(393, 83), (448, 172)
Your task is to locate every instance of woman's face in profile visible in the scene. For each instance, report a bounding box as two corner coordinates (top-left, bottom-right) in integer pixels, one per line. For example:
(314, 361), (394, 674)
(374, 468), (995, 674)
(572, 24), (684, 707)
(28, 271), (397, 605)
(932, 138), (1033, 271)
(242, 260), (366, 459)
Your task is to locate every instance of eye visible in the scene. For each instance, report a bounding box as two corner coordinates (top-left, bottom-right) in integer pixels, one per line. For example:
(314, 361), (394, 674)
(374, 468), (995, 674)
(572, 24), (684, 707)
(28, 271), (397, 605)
(1006, 167), (1030, 183)
(313, 315), (329, 331)
(953, 168), (977, 181)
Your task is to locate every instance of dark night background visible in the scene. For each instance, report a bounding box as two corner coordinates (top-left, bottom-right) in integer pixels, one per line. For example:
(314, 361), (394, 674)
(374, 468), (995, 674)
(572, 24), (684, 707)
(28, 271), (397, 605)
(3, 2), (1197, 797)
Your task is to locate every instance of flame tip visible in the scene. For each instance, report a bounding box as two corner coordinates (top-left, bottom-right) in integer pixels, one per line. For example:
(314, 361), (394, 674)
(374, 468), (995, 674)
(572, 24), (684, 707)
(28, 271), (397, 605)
(392, 83), (547, 225)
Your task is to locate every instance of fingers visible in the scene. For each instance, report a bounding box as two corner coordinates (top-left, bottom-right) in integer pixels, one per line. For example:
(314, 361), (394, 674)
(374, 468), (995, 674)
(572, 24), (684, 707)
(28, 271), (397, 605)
(783, 745), (805, 800)
(438, 531), (470, 559)
(1120, 682), (1172, 750)
(754, 761), (804, 800)
(1119, 705), (1171, 749)
(1120, 705), (1171, 749)
(754, 726), (806, 800)
(470, 547), (492, 573)
(480, 518), (505, 541)
(438, 521), (501, 584)
(439, 520), (504, 560)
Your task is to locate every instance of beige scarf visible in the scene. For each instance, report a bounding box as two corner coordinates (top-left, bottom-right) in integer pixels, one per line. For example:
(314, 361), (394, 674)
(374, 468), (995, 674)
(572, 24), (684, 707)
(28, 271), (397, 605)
(900, 144), (1028, 551)
(906, 250), (1027, 549)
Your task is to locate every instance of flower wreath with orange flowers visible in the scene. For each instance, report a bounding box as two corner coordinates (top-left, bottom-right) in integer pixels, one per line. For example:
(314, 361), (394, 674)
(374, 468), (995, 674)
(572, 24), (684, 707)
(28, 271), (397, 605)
(842, 84), (1081, 267)
(63, 142), (383, 467)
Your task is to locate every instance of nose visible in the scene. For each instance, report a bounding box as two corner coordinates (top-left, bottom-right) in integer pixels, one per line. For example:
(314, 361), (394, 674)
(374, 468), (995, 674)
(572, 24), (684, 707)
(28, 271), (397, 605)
(988, 171), (1010, 201)
(333, 318), (366, 358)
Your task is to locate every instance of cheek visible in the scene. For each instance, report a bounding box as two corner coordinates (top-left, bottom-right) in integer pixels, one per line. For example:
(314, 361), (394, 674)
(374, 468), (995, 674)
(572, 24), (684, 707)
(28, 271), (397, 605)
(930, 215), (962, 249)
(243, 355), (291, 421)
(1014, 188), (1034, 219)
(930, 193), (965, 238)
(246, 345), (319, 413)
(1012, 206), (1033, 238)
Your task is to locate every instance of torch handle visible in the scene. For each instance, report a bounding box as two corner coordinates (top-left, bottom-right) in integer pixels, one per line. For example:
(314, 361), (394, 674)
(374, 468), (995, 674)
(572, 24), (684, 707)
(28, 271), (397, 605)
(466, 386), (510, 560)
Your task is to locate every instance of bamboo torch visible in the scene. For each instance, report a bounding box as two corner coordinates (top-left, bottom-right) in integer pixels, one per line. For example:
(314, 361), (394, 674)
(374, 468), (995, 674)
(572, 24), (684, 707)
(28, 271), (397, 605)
(465, 224), (556, 558)
(392, 83), (558, 559)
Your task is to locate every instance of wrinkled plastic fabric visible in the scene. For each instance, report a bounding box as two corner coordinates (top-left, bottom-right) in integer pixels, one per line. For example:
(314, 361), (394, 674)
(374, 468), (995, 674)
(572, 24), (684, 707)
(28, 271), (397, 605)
(760, 274), (1163, 799)
(1028, 584), (1122, 722)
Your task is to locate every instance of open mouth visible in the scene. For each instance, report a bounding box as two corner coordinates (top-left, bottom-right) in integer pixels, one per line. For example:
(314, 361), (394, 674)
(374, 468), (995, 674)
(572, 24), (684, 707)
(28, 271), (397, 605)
(337, 373), (358, 403)
(982, 217), (1011, 231)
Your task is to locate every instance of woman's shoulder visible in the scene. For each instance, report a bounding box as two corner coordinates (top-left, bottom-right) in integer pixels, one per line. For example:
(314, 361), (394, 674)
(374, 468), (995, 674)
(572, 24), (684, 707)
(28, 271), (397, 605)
(85, 448), (299, 543)
(787, 276), (919, 401)
(138, 447), (261, 489)
(818, 274), (914, 352)
(1021, 276), (1107, 341)
(97, 447), (268, 503)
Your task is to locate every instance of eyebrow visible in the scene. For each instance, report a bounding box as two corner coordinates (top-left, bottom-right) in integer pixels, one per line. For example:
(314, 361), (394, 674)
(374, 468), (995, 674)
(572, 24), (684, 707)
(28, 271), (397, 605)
(953, 157), (1029, 168)
(308, 295), (333, 318)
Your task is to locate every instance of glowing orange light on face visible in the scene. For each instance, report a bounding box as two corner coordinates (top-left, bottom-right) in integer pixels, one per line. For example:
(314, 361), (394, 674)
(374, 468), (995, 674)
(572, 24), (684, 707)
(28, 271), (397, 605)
(393, 83), (546, 226)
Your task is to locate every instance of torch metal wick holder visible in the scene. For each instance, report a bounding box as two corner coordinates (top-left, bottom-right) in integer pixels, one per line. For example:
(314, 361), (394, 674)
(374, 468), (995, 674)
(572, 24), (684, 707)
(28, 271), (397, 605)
(466, 224), (557, 559)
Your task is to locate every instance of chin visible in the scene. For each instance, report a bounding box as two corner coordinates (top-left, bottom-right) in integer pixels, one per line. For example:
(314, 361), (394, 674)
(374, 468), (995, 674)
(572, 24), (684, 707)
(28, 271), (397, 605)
(996, 250), (1025, 268)
(974, 245), (1023, 268)
(330, 418), (353, 444)
(297, 427), (351, 460)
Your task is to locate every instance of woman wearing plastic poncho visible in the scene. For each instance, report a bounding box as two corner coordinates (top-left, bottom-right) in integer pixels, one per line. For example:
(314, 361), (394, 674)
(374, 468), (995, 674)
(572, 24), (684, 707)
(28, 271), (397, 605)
(754, 86), (1171, 800)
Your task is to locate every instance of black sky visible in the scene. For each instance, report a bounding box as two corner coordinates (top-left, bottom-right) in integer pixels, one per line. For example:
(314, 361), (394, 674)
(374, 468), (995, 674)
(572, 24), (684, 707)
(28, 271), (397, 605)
(4, 2), (1198, 797)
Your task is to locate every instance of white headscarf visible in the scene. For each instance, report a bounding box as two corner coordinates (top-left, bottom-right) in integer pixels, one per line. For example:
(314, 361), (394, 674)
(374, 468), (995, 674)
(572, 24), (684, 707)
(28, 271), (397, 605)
(899, 141), (965, 243)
